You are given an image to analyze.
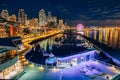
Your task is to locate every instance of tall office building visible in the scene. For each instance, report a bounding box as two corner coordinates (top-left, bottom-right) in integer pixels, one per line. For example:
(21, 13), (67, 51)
(25, 14), (27, 25)
(34, 18), (39, 27)
(58, 19), (65, 29)
(39, 9), (47, 26)
(47, 12), (52, 22)
(0, 24), (8, 38)
(18, 9), (26, 25)
(8, 14), (17, 22)
(52, 16), (57, 23)
(0, 10), (9, 20)
(58, 19), (64, 25)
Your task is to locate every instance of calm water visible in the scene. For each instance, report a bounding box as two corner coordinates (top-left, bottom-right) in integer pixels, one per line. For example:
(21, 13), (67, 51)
(84, 28), (120, 51)
(37, 34), (91, 57)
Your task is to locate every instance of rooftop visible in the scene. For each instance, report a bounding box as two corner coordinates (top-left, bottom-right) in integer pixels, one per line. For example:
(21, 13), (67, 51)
(0, 48), (9, 54)
(0, 36), (22, 49)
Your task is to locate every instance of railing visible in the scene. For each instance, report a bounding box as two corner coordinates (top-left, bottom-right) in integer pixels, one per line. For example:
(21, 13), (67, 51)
(24, 48), (43, 67)
(91, 58), (120, 69)
(0, 56), (18, 71)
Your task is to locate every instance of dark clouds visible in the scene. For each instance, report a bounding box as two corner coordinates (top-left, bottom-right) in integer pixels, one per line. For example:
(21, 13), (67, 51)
(0, 0), (120, 26)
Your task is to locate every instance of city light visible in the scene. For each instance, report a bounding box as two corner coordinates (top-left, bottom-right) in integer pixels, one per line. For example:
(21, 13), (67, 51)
(29, 64), (34, 67)
(76, 24), (84, 34)
(38, 65), (44, 70)
(0, 1), (120, 80)
(51, 66), (57, 72)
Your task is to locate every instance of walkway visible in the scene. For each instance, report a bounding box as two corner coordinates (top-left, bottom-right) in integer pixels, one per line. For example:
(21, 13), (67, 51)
(83, 35), (120, 65)
(12, 60), (119, 80)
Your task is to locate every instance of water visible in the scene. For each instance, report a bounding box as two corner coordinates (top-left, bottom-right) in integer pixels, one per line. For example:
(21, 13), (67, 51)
(12, 32), (120, 80)
(84, 28), (120, 51)
(37, 34), (91, 57)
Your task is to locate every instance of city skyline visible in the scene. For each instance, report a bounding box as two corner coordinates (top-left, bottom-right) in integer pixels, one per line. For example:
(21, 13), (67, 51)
(1, 1), (120, 80)
(0, 0), (120, 26)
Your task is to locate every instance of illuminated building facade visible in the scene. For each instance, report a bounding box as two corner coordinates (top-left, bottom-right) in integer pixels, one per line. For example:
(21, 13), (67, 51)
(34, 18), (39, 27)
(52, 16), (57, 23)
(6, 25), (19, 37)
(47, 12), (52, 22)
(18, 9), (26, 25)
(39, 9), (47, 26)
(0, 24), (8, 38)
(58, 20), (63, 25)
(0, 10), (9, 20)
(0, 37), (23, 79)
(58, 19), (65, 29)
(8, 14), (17, 22)
(25, 14), (27, 25)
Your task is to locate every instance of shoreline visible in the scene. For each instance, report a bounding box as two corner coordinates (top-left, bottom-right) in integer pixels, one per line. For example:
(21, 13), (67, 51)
(29, 32), (61, 45)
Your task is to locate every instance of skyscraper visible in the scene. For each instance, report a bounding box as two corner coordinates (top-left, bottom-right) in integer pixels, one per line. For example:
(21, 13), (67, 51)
(18, 9), (26, 25)
(58, 19), (64, 25)
(52, 16), (57, 23)
(25, 14), (27, 25)
(47, 12), (52, 22)
(39, 9), (46, 26)
(8, 14), (16, 22)
(58, 19), (65, 29)
(0, 10), (9, 20)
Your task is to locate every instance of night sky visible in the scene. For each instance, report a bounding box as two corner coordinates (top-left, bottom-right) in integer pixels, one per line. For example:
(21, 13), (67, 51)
(0, 0), (120, 26)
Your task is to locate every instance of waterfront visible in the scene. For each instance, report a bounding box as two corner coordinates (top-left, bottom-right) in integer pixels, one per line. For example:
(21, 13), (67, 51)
(0, 28), (120, 80)
(84, 27), (120, 51)
(12, 32), (120, 80)
(1, 0), (120, 80)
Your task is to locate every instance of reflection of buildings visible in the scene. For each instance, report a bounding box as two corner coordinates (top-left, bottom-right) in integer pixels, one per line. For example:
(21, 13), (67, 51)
(84, 27), (120, 50)
(38, 34), (98, 67)
(0, 37), (23, 79)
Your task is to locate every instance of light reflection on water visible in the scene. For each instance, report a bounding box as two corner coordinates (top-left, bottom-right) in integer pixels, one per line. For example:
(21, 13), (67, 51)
(84, 28), (120, 51)
(38, 34), (63, 52)
(37, 34), (86, 54)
